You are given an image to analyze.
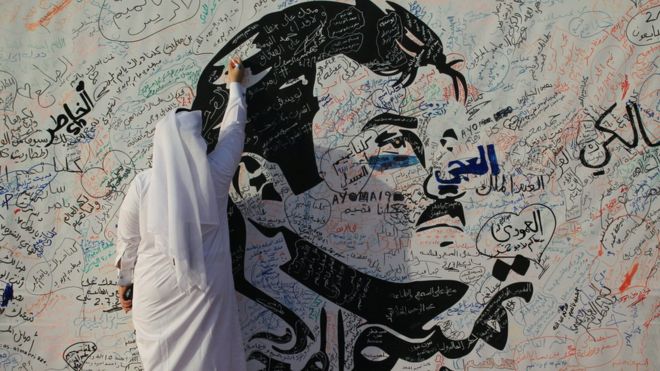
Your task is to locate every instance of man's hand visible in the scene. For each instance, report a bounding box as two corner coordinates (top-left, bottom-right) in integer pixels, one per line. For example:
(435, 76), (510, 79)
(118, 285), (133, 313)
(227, 56), (244, 83)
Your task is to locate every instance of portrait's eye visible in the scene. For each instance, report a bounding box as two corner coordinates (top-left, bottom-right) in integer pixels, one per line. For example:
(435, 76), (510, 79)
(367, 129), (421, 171)
(375, 131), (406, 150)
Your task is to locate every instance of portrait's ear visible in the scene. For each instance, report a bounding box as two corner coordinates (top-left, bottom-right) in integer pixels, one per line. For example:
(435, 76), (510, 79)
(230, 153), (292, 228)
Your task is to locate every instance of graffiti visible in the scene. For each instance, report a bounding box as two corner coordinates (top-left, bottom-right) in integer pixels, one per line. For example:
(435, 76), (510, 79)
(45, 80), (95, 147)
(476, 204), (556, 263)
(0, 0), (657, 370)
(580, 101), (659, 175)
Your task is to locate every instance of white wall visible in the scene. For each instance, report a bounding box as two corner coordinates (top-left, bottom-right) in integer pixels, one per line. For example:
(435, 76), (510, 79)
(0, 0), (658, 370)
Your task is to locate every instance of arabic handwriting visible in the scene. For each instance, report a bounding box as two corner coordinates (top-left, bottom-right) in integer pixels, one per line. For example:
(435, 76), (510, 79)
(436, 144), (500, 187)
(45, 81), (94, 147)
(580, 101), (657, 174)
(477, 174), (546, 196)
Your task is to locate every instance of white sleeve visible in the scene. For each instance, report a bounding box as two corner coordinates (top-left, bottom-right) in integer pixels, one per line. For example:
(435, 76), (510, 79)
(208, 82), (247, 195)
(115, 176), (142, 286)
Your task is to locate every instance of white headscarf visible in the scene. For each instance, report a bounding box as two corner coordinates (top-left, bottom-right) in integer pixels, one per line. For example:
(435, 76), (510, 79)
(147, 110), (220, 292)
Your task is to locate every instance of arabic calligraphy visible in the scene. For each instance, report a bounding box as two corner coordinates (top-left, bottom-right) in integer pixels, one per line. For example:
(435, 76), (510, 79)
(353, 282), (534, 370)
(45, 81), (94, 147)
(435, 144), (500, 192)
(580, 101), (658, 175)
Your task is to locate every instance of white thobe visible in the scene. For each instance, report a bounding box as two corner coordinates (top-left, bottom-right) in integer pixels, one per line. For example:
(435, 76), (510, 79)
(115, 83), (248, 371)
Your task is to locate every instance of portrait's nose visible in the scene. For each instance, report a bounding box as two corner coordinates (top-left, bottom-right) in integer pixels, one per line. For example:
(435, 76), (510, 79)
(419, 126), (463, 199)
(423, 167), (462, 201)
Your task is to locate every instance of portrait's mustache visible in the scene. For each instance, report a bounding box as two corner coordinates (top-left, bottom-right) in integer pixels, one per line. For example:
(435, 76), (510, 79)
(416, 195), (465, 232)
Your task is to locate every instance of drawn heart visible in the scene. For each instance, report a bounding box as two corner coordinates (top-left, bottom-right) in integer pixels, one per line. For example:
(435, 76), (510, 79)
(63, 341), (97, 371)
(476, 203), (556, 264)
(16, 82), (32, 98)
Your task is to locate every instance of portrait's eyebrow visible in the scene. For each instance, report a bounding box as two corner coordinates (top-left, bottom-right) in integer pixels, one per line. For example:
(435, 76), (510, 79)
(361, 112), (418, 132)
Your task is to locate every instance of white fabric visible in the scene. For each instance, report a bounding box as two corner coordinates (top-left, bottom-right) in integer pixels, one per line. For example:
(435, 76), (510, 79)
(115, 82), (247, 370)
(148, 109), (220, 292)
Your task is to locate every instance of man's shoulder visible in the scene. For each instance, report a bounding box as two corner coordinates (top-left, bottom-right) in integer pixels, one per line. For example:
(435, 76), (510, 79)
(131, 169), (152, 189)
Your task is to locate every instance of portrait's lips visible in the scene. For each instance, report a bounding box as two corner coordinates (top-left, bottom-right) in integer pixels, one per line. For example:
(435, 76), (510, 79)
(415, 196), (466, 234)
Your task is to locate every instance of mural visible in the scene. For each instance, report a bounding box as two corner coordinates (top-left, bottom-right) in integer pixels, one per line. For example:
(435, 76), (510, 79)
(0, 0), (658, 370)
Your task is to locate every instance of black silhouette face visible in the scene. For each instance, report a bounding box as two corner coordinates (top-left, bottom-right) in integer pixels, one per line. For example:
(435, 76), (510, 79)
(231, 53), (505, 290)
(191, 2), (529, 368)
(228, 55), (535, 370)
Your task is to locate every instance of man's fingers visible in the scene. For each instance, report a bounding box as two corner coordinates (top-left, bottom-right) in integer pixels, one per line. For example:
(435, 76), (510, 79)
(230, 56), (242, 69)
(117, 286), (133, 313)
(227, 57), (245, 83)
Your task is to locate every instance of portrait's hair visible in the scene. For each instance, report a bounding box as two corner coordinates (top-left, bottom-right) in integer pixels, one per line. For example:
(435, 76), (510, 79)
(193, 0), (466, 194)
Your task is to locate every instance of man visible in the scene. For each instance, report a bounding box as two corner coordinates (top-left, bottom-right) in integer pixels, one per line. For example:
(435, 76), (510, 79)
(115, 58), (248, 370)
(193, 1), (536, 369)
